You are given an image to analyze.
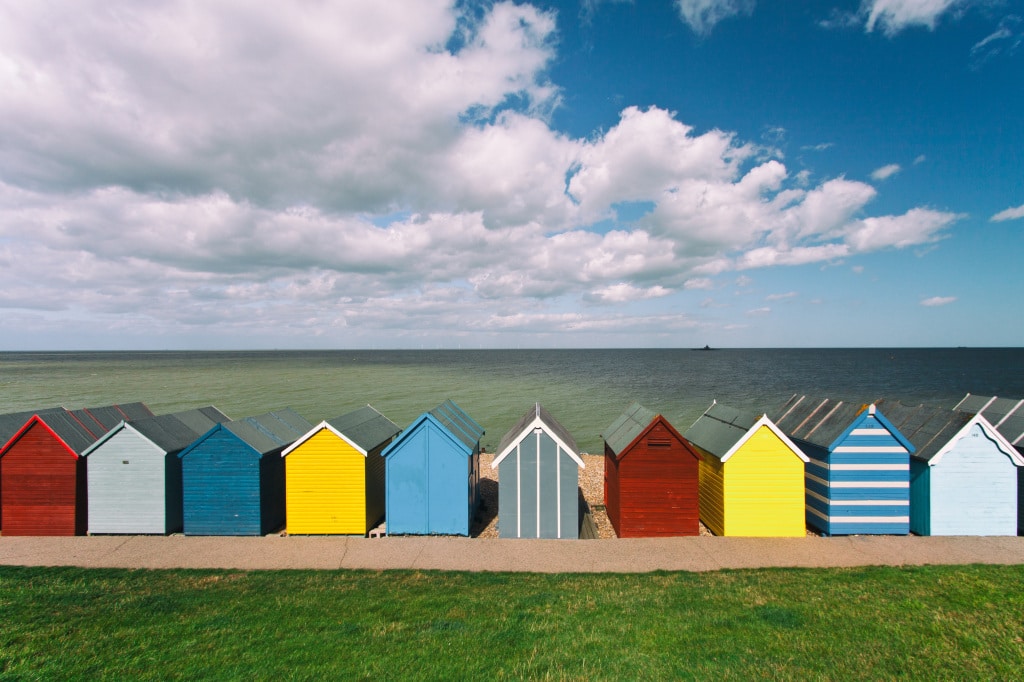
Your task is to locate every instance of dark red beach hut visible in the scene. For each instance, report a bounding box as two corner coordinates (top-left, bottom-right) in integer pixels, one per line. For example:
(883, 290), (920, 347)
(602, 402), (703, 537)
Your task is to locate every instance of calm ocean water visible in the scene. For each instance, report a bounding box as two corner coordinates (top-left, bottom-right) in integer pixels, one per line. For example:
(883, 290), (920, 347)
(1, 348), (1022, 453)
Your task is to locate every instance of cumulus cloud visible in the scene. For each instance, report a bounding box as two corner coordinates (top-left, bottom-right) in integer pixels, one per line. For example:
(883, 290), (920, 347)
(675, 0), (756, 35)
(871, 163), (902, 180)
(991, 204), (1024, 221)
(0, 1), (968, 346)
(921, 296), (956, 306)
(862, 0), (963, 35)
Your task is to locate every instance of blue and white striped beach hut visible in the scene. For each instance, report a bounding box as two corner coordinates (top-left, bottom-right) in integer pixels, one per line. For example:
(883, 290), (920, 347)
(773, 396), (913, 536)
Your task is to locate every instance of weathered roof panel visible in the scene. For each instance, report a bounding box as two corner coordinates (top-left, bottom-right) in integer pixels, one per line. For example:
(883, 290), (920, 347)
(326, 405), (401, 453)
(429, 399), (484, 451)
(496, 403), (579, 457)
(882, 402), (973, 462)
(170, 406), (231, 435)
(0, 407), (65, 447)
(602, 401), (657, 457)
(683, 402), (761, 461)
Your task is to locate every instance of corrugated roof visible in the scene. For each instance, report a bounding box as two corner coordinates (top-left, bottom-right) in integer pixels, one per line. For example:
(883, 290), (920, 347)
(240, 409), (313, 452)
(326, 405), (400, 453)
(773, 396), (871, 449)
(0, 407), (65, 447)
(602, 401), (657, 457)
(129, 414), (209, 454)
(36, 411), (99, 454)
(952, 394), (1024, 446)
(496, 403), (579, 457)
(169, 406), (230, 435)
(429, 399), (484, 451)
(881, 401), (973, 462)
(682, 402), (761, 461)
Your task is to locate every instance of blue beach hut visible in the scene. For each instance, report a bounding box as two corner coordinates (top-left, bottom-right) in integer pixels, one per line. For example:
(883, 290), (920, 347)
(178, 409), (312, 536)
(383, 400), (484, 536)
(882, 401), (1022, 536)
(773, 396), (913, 536)
(491, 403), (584, 539)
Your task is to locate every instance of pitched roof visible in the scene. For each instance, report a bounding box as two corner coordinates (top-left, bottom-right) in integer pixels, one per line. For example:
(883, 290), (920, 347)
(683, 401), (807, 463)
(602, 401), (658, 457)
(492, 403), (582, 468)
(84, 409), (215, 457)
(168, 406), (231, 435)
(283, 405), (401, 456)
(953, 394), (1024, 448)
(773, 395), (910, 451)
(881, 400), (1023, 465)
(428, 399), (484, 451)
(0, 406), (65, 448)
(184, 409), (313, 458)
(0, 409), (100, 457)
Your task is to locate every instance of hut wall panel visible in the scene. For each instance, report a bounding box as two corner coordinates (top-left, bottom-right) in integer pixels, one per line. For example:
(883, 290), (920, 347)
(909, 459), (931, 536)
(365, 445), (387, 533)
(603, 447), (621, 532)
(182, 431), (262, 535)
(425, 427), (468, 535)
(498, 451), (519, 538)
(617, 453), (700, 537)
(722, 426), (805, 537)
(926, 424), (1018, 536)
(165, 449), (184, 534)
(558, 449), (579, 539)
(1, 424), (82, 536)
(537, 433), (560, 538)
(386, 429), (429, 535)
(1019, 466), (1024, 535)
(286, 430), (367, 535)
(87, 429), (167, 534)
(259, 448), (286, 534)
(697, 452), (726, 536)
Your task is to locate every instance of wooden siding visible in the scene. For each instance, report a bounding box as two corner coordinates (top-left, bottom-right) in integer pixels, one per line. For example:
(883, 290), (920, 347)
(698, 426), (805, 537)
(385, 421), (472, 536)
(911, 423), (1018, 536)
(1, 422), (86, 536)
(497, 429), (579, 539)
(801, 413), (911, 536)
(182, 429), (271, 536)
(606, 419), (700, 538)
(285, 429), (368, 535)
(603, 447), (621, 531)
(87, 427), (176, 534)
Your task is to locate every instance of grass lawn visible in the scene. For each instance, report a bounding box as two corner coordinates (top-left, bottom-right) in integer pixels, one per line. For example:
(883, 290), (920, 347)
(2, 564), (1023, 679)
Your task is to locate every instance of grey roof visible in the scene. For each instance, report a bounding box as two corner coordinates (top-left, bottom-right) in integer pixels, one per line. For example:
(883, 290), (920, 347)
(602, 401), (658, 457)
(880, 401), (973, 462)
(34, 410), (100, 455)
(952, 394), (1024, 447)
(325, 405), (400, 453)
(497, 403), (579, 456)
(428, 399), (484, 451)
(772, 395), (873, 449)
(683, 402), (762, 461)
(69, 408), (106, 437)
(223, 409), (313, 455)
(129, 414), (211, 454)
(169, 406), (231, 435)
(0, 407), (65, 447)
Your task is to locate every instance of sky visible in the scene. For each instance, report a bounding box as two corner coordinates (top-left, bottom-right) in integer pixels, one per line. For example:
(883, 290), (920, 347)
(0, 0), (1021, 350)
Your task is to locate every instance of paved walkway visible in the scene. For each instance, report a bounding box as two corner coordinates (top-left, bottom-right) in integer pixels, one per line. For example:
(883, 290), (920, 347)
(2, 535), (1024, 572)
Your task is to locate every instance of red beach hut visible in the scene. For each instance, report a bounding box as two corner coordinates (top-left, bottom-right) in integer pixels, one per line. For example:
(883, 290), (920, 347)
(602, 402), (703, 537)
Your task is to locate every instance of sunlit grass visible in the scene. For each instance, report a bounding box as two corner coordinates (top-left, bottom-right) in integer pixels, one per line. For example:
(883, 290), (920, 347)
(2, 565), (1022, 679)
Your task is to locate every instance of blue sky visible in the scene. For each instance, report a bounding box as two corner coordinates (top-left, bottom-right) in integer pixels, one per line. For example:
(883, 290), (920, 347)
(0, 0), (1021, 349)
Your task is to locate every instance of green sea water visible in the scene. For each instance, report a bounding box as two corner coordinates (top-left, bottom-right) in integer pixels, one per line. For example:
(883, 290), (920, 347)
(1, 348), (1022, 453)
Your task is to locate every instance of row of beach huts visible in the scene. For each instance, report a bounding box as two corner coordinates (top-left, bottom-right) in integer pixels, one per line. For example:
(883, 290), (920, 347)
(0, 394), (1022, 539)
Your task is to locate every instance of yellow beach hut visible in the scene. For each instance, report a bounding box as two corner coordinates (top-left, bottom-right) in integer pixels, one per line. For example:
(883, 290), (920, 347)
(281, 405), (400, 535)
(683, 401), (809, 537)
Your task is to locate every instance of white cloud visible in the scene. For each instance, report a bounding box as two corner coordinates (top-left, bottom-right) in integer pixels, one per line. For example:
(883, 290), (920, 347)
(862, 0), (963, 36)
(766, 291), (797, 301)
(746, 306), (771, 316)
(675, 0), (756, 35)
(843, 208), (961, 251)
(914, 155), (927, 164)
(871, 163), (902, 180)
(991, 204), (1024, 222)
(921, 296), (956, 306)
(684, 277), (715, 290)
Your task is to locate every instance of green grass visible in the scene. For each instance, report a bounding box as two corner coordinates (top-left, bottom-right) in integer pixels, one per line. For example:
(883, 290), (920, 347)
(2, 565), (1023, 680)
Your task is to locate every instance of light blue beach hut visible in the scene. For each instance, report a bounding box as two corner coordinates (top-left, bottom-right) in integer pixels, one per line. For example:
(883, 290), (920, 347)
(178, 409), (311, 536)
(882, 401), (1022, 536)
(82, 407), (230, 534)
(952, 394), (1024, 534)
(383, 400), (484, 536)
(491, 403), (584, 539)
(773, 396), (913, 536)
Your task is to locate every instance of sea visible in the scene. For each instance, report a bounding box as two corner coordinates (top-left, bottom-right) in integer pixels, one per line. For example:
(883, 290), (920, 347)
(1, 348), (1022, 454)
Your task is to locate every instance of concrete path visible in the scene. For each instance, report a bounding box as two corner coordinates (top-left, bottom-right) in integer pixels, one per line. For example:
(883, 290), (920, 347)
(2, 535), (1024, 572)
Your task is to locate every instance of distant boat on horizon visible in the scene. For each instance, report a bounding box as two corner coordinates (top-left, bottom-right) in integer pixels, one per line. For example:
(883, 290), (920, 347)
(693, 344), (716, 351)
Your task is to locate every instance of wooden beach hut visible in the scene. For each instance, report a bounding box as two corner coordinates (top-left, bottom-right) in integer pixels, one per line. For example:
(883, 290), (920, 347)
(178, 409), (312, 536)
(773, 396), (912, 536)
(881, 401), (1022, 536)
(82, 407), (230, 534)
(0, 404), (153, 536)
(383, 400), (484, 536)
(281, 405), (400, 535)
(602, 402), (702, 537)
(683, 401), (808, 537)
(0, 406), (65, 530)
(491, 403), (584, 539)
(951, 394), (1024, 533)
